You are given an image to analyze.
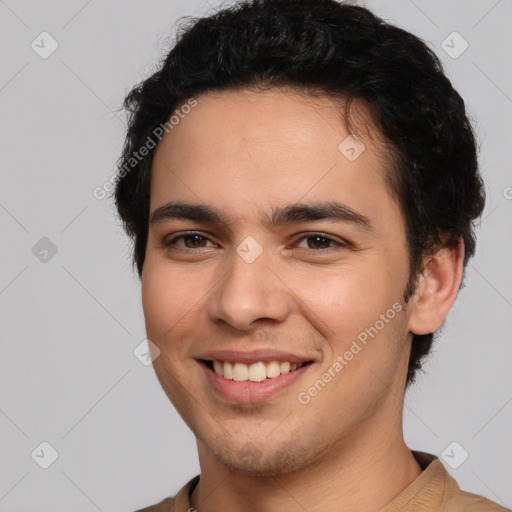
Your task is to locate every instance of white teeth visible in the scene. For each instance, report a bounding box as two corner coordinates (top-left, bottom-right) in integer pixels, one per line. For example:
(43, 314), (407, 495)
(248, 362), (267, 382)
(210, 360), (307, 381)
(232, 362), (248, 381)
(280, 361), (291, 374)
(213, 360), (224, 376)
(224, 361), (234, 380)
(266, 361), (281, 378)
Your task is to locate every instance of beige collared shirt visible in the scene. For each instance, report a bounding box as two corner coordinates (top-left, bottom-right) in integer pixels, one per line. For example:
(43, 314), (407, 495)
(135, 452), (508, 512)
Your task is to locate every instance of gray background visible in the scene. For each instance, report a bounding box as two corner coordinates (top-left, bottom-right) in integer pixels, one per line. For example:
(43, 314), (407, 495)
(0, 0), (511, 510)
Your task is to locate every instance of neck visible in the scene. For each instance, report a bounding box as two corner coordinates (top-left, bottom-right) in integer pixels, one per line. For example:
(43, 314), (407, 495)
(190, 420), (422, 512)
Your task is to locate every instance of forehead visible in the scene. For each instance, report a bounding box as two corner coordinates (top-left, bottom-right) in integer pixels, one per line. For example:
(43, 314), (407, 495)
(150, 88), (396, 227)
(156, 87), (383, 162)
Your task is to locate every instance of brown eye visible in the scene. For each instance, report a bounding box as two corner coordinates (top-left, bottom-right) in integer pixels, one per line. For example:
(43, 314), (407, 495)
(180, 234), (208, 248)
(164, 232), (215, 250)
(306, 235), (332, 250)
(295, 233), (347, 253)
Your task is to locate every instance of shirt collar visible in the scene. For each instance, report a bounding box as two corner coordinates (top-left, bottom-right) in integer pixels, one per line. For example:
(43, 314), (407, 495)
(174, 451), (458, 512)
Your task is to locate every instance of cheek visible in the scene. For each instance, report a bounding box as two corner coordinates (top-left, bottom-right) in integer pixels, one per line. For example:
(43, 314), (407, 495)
(141, 260), (195, 344)
(141, 264), (205, 391)
(292, 267), (409, 413)
(287, 255), (410, 379)
(142, 268), (171, 332)
(293, 262), (399, 335)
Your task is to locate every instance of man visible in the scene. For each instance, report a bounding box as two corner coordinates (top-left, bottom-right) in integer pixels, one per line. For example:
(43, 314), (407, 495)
(114, 0), (506, 510)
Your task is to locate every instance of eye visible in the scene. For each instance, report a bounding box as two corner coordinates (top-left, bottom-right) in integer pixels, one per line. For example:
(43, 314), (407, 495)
(163, 232), (216, 250)
(294, 233), (348, 253)
(162, 231), (348, 254)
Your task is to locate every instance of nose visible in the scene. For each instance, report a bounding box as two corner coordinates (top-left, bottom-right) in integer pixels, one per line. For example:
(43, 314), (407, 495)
(206, 248), (291, 331)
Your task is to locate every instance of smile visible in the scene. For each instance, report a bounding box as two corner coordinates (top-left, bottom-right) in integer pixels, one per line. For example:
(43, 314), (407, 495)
(199, 359), (314, 403)
(205, 359), (309, 382)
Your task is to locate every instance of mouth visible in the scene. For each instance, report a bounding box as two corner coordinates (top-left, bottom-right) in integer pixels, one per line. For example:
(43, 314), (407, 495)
(198, 358), (315, 403)
(200, 359), (313, 382)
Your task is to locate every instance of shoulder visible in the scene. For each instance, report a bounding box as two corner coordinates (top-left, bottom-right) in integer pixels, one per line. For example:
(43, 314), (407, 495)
(423, 453), (509, 512)
(446, 488), (509, 512)
(133, 496), (176, 512)
(386, 452), (509, 512)
(133, 475), (200, 512)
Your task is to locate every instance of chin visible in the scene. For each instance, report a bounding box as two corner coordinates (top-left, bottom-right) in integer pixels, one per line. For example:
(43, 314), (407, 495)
(204, 435), (321, 477)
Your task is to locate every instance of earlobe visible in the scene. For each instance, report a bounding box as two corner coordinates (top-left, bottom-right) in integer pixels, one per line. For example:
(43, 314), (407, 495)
(408, 238), (465, 336)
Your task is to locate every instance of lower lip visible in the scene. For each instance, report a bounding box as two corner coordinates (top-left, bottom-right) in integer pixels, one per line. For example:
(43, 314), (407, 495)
(200, 361), (312, 403)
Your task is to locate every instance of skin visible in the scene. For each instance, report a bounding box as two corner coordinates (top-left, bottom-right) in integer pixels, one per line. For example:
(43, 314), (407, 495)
(142, 88), (464, 512)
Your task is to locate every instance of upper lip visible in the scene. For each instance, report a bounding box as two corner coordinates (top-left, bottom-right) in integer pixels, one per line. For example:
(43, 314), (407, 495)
(197, 348), (315, 365)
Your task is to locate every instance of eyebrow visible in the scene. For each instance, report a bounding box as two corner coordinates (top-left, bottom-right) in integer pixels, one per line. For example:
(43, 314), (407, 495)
(150, 201), (373, 232)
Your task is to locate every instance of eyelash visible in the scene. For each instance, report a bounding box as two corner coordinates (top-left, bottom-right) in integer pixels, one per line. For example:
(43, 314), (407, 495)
(162, 231), (348, 254)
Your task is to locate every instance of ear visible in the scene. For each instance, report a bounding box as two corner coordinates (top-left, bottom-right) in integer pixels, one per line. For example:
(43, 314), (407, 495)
(408, 238), (465, 335)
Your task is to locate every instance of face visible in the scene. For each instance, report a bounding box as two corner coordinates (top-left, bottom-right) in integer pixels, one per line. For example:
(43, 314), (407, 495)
(142, 88), (414, 475)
